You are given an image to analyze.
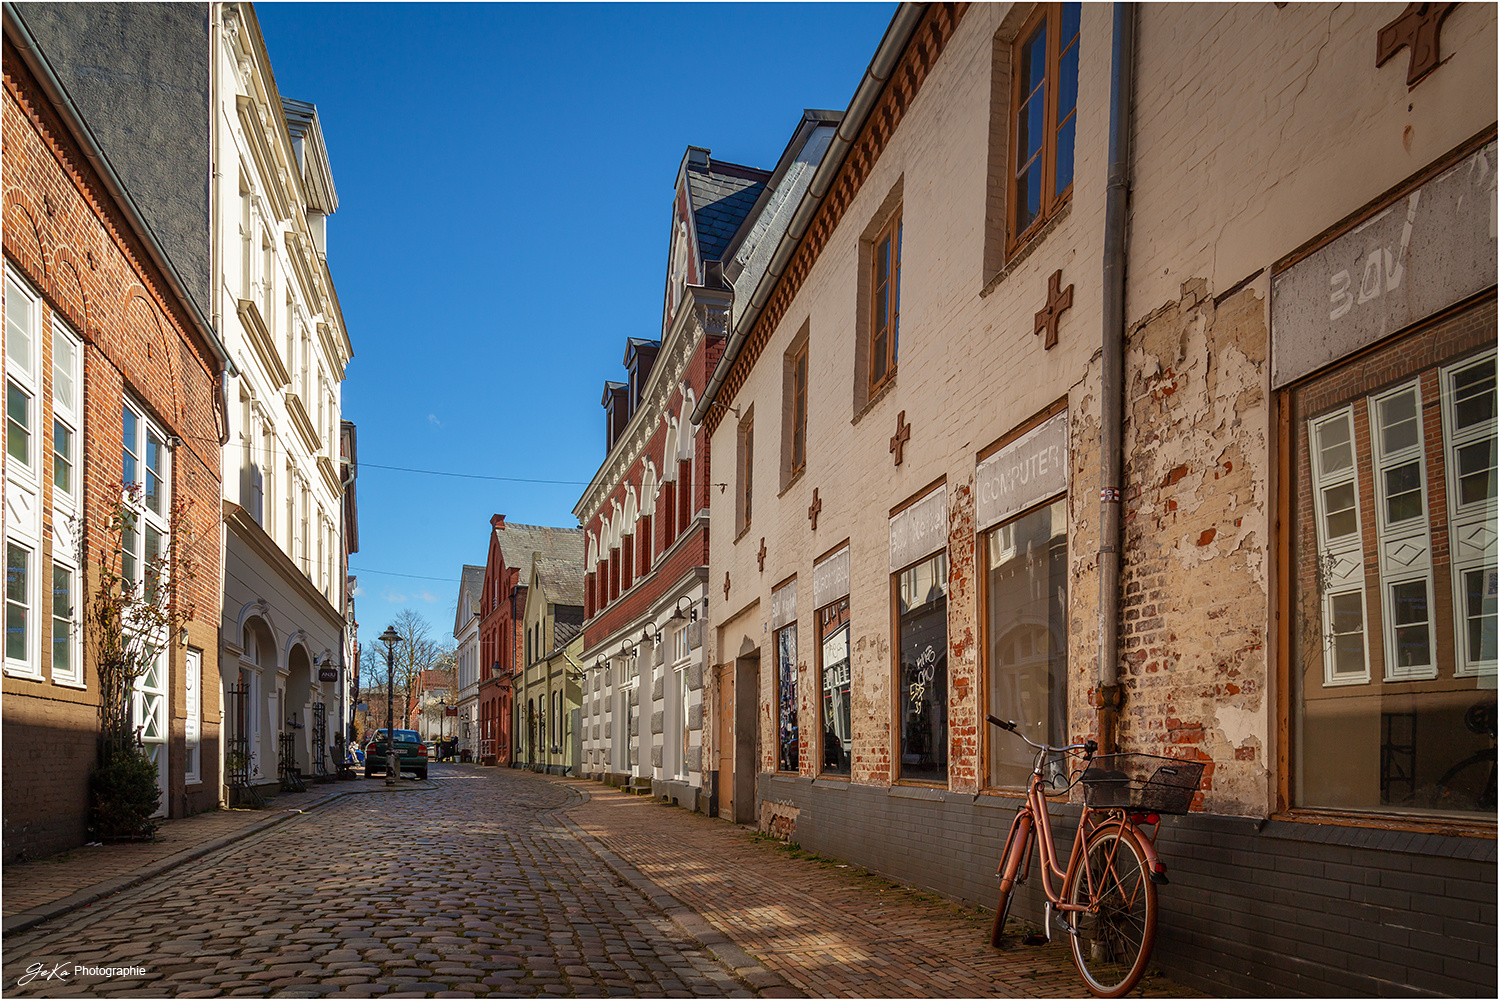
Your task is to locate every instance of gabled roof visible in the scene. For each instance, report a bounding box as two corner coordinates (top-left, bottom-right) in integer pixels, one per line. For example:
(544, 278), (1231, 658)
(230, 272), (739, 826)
(687, 155), (771, 264)
(454, 563), (485, 637)
(494, 522), (585, 577)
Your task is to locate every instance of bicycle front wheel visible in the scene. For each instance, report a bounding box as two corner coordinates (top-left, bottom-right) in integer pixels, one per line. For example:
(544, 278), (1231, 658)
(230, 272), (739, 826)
(1064, 825), (1157, 997)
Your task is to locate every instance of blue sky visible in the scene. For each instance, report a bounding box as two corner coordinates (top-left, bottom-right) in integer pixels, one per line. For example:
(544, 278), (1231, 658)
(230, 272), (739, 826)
(254, 2), (895, 636)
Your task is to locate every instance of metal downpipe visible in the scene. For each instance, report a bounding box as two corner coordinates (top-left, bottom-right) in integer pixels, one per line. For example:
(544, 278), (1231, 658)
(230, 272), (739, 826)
(1097, 2), (1136, 754)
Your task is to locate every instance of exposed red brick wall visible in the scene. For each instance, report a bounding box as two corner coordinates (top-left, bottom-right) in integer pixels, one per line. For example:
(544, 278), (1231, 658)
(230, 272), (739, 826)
(2, 45), (224, 858)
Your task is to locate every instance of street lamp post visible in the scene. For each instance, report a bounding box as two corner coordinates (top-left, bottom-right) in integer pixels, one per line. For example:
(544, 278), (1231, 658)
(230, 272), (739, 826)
(438, 697), (447, 759)
(379, 625), (401, 786)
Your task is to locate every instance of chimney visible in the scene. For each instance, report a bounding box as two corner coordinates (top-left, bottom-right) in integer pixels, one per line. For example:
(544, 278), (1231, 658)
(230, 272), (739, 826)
(491, 514), (506, 530)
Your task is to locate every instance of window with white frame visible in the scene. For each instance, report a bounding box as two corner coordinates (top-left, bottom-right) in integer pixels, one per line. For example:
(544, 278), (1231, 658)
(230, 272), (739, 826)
(6, 541), (36, 674)
(6, 270), (43, 678)
(121, 399), (171, 600)
(1443, 350), (1498, 676)
(1371, 381), (1437, 681)
(52, 319), (80, 510)
(6, 272), (39, 484)
(185, 647), (202, 784)
(50, 318), (82, 686)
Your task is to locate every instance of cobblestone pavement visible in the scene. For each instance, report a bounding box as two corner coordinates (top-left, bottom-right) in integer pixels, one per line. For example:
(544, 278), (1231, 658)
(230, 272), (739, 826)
(3, 778), (415, 925)
(559, 777), (1201, 1000)
(3, 765), (1202, 998)
(2, 767), (755, 998)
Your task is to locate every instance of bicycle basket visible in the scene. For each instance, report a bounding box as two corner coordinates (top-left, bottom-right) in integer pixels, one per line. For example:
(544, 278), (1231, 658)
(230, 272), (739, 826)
(1079, 753), (1205, 814)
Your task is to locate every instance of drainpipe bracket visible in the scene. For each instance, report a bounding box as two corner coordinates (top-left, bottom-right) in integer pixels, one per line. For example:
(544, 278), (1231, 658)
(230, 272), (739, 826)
(1091, 684), (1125, 711)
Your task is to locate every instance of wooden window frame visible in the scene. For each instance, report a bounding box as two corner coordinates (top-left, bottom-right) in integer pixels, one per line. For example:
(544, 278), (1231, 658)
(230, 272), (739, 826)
(678, 458), (692, 529)
(1006, 2), (1080, 256)
(791, 340), (808, 477)
(868, 213), (902, 396)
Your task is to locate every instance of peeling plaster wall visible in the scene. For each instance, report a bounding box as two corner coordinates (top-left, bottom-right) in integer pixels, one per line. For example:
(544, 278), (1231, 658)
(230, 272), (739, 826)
(1116, 278), (1271, 815)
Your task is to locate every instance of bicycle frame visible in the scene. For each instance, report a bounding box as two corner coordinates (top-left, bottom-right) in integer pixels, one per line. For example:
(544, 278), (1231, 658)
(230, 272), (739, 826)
(998, 739), (1167, 930)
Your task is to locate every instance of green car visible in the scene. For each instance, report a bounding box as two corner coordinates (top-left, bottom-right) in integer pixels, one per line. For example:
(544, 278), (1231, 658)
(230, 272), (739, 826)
(364, 728), (428, 780)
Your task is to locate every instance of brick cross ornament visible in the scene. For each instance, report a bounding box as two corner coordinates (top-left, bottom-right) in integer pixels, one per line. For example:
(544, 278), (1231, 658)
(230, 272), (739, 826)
(723, 572), (731, 601)
(1034, 269), (1074, 350)
(758, 537), (767, 572)
(890, 410), (911, 466)
(808, 488), (822, 531)
(1377, 3), (1459, 88)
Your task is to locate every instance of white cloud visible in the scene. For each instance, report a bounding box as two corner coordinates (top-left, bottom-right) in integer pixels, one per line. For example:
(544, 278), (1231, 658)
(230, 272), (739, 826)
(428, 413), (442, 427)
(416, 590), (439, 603)
(383, 590), (408, 603)
(352, 585), (365, 597)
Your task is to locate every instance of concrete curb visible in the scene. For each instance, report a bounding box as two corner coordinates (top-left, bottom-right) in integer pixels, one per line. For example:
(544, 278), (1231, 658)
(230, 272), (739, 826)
(548, 781), (798, 998)
(2, 779), (436, 938)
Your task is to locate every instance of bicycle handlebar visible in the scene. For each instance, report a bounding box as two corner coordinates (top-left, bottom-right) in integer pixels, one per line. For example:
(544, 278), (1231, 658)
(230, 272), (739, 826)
(986, 714), (1097, 758)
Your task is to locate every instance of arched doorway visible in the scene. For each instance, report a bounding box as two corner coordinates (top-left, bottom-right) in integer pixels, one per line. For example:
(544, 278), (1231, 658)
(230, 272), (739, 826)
(286, 643), (313, 774)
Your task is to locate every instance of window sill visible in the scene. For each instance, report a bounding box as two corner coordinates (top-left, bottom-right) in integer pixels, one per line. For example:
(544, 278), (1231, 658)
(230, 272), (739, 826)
(733, 522), (753, 545)
(778, 466), (806, 499)
(51, 677), (86, 691)
(4, 666), (43, 681)
(851, 373), (898, 427)
(813, 774), (852, 787)
(982, 201), (1074, 299)
(1267, 808), (1496, 848)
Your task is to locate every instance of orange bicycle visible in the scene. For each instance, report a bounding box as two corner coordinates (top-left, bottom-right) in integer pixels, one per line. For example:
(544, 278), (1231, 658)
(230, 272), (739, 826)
(985, 714), (1205, 997)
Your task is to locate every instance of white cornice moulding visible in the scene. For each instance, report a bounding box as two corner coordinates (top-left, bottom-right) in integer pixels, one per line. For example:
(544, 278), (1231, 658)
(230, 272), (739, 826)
(236, 299), (291, 389)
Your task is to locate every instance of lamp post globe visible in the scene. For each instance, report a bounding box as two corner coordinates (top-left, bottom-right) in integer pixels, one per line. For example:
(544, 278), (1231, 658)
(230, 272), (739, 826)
(379, 625), (401, 785)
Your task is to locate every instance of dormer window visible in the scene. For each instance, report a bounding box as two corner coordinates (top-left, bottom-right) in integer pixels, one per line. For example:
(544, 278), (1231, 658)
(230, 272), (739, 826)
(623, 339), (661, 418)
(602, 382), (627, 453)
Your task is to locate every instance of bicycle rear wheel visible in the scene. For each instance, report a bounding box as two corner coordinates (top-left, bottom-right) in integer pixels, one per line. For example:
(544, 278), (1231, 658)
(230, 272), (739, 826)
(1064, 824), (1157, 997)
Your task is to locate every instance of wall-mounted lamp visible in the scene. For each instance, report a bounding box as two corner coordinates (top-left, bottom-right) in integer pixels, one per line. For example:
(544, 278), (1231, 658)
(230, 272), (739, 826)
(671, 595), (698, 623)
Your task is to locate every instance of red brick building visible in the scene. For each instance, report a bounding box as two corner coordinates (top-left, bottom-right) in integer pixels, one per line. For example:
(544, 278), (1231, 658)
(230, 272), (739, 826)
(475, 515), (582, 765)
(575, 126), (840, 812)
(3, 11), (228, 859)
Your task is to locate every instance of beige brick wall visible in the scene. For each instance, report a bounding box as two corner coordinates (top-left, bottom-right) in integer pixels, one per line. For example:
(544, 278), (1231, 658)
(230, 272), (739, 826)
(708, 1), (1495, 820)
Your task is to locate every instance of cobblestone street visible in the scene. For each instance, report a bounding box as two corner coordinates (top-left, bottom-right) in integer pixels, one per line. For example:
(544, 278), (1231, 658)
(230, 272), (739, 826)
(3, 766), (1198, 998)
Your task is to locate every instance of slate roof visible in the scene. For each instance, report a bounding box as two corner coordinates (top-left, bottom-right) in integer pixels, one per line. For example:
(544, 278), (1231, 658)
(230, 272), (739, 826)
(459, 564), (485, 613)
(532, 552), (585, 608)
(551, 618), (582, 655)
(494, 523), (584, 578)
(688, 159), (770, 264)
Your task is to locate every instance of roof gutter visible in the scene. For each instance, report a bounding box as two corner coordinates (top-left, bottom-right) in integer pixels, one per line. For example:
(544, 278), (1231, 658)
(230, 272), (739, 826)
(691, 1), (925, 426)
(4, 3), (234, 376)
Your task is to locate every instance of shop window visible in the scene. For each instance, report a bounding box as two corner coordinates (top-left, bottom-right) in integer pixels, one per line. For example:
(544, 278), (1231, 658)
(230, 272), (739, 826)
(1291, 328), (1497, 818)
(1444, 351), (1498, 676)
(818, 597), (851, 777)
(896, 552), (948, 783)
(985, 497), (1068, 788)
(776, 620), (798, 773)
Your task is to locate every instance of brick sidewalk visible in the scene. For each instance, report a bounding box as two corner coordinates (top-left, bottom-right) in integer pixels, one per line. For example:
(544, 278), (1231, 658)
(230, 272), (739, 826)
(1, 776), (431, 935)
(557, 778), (1203, 999)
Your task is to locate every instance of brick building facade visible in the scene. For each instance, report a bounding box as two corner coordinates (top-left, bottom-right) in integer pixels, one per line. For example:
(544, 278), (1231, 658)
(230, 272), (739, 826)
(576, 123), (837, 812)
(3, 10), (228, 858)
(697, 3), (1495, 995)
(475, 515), (582, 766)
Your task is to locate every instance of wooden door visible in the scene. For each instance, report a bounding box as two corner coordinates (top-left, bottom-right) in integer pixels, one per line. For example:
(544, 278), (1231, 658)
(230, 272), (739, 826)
(717, 663), (734, 821)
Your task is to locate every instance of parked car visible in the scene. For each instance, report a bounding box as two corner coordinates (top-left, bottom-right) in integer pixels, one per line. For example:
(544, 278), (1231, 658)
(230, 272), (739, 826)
(365, 729), (427, 780)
